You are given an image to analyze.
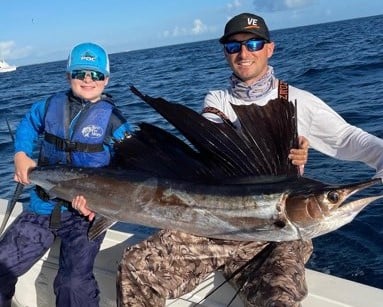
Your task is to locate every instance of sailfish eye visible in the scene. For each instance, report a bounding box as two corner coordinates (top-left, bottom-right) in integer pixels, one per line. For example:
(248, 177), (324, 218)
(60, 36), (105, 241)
(327, 191), (340, 203)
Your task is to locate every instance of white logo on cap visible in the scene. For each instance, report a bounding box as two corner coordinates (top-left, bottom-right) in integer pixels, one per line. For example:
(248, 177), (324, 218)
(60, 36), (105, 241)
(81, 52), (96, 62)
(247, 18), (259, 26)
(245, 18), (261, 29)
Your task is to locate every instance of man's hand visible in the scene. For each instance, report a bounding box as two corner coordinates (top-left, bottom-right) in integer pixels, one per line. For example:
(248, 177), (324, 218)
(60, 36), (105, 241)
(72, 195), (96, 221)
(288, 136), (309, 174)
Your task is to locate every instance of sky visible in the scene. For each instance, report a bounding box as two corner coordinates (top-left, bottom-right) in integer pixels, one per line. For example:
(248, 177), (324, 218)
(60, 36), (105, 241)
(1, 0), (383, 67)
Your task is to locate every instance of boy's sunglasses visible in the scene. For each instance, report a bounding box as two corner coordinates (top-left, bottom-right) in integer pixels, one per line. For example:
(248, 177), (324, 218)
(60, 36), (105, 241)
(223, 39), (266, 54)
(71, 70), (105, 81)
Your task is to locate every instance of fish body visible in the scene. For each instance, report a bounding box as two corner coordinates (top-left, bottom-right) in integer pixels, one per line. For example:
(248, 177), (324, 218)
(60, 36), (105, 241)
(28, 87), (383, 241)
(29, 166), (382, 241)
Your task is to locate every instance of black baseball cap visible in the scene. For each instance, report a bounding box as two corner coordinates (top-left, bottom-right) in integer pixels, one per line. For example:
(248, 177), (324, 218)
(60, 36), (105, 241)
(219, 13), (270, 43)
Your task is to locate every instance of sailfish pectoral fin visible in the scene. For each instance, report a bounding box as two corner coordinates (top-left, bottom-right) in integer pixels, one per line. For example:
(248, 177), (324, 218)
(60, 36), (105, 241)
(88, 215), (117, 241)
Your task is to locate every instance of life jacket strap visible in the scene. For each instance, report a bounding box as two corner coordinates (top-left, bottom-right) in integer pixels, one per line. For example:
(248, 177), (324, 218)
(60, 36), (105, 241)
(49, 201), (63, 230)
(44, 132), (104, 152)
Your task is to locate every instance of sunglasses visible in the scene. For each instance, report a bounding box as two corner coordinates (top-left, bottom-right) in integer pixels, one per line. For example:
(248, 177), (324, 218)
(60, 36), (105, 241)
(71, 70), (105, 81)
(223, 39), (266, 54)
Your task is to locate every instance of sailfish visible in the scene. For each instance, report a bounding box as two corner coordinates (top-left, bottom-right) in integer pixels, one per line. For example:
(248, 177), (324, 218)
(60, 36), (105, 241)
(29, 86), (383, 241)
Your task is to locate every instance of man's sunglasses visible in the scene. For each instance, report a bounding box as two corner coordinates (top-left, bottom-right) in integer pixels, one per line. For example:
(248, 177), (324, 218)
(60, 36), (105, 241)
(71, 70), (105, 81)
(223, 39), (266, 54)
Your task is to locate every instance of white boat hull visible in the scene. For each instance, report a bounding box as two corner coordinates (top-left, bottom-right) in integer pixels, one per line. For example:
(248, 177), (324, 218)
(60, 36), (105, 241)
(1, 200), (382, 306)
(0, 66), (16, 73)
(0, 59), (16, 73)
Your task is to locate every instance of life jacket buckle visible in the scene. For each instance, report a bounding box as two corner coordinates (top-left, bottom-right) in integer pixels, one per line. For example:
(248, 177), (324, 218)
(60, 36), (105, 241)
(64, 140), (77, 151)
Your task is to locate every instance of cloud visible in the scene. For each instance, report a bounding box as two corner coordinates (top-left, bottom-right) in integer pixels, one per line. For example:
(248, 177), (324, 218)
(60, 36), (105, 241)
(0, 41), (33, 61)
(162, 19), (209, 38)
(226, 0), (242, 10)
(191, 19), (208, 35)
(252, 0), (314, 12)
(0, 41), (16, 58)
(172, 26), (187, 37)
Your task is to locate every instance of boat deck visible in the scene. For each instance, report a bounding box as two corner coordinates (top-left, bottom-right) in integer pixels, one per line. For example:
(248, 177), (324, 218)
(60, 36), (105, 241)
(1, 200), (382, 306)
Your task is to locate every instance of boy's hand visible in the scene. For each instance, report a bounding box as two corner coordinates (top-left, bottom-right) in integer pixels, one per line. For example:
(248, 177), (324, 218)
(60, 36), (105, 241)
(72, 195), (96, 221)
(14, 152), (36, 184)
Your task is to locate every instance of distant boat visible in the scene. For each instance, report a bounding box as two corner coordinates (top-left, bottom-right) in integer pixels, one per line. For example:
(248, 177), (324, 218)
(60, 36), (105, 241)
(0, 59), (17, 73)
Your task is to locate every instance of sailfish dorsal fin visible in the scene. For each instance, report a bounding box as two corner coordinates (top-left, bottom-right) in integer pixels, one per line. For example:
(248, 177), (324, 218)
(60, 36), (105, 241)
(231, 98), (298, 177)
(113, 86), (299, 183)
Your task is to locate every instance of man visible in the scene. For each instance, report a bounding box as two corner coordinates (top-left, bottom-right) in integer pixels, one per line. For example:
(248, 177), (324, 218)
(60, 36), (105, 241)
(115, 13), (383, 307)
(0, 42), (131, 307)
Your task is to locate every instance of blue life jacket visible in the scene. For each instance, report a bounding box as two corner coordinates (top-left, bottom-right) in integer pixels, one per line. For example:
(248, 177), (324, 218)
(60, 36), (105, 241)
(40, 92), (113, 167)
(30, 92), (114, 214)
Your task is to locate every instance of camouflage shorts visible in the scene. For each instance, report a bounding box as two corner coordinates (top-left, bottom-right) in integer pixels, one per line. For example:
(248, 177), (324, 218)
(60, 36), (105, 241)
(117, 229), (313, 307)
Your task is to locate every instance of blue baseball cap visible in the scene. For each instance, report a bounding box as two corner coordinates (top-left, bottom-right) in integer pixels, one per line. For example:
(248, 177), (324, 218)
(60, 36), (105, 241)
(66, 42), (110, 76)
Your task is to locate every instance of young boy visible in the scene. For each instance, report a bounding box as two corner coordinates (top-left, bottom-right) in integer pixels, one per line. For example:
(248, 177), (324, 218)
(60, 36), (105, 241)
(0, 42), (131, 307)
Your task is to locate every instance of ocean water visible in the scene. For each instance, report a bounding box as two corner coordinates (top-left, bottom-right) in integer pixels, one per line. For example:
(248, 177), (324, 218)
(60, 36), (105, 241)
(1, 14), (383, 289)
